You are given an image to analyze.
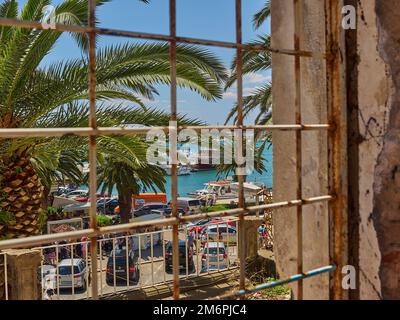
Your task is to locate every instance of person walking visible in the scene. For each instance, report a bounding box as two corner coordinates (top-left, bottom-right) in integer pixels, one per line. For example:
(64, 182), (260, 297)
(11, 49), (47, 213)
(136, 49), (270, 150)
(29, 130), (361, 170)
(81, 236), (89, 258)
(58, 240), (68, 260)
(257, 223), (266, 248)
(187, 229), (195, 250)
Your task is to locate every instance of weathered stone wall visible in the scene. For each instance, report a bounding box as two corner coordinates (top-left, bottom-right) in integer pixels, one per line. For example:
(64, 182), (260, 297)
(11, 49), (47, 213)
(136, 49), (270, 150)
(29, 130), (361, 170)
(347, 0), (400, 299)
(372, 0), (400, 299)
(347, 0), (387, 300)
(271, 0), (330, 300)
(272, 0), (400, 299)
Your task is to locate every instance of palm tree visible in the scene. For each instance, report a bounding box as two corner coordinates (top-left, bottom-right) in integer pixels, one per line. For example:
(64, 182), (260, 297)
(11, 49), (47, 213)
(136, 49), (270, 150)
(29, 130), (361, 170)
(0, 0), (227, 238)
(217, 1), (271, 181)
(224, 1), (271, 126)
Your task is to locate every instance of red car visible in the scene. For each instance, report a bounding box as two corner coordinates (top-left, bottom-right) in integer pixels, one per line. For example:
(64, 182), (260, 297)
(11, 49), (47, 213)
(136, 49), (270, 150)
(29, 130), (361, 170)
(75, 196), (89, 203)
(75, 193), (105, 203)
(188, 219), (236, 236)
(187, 219), (211, 235)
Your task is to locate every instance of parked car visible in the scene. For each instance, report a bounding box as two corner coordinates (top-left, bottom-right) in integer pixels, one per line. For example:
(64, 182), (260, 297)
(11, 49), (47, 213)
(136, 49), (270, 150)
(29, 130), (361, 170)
(177, 197), (201, 215)
(132, 203), (169, 217)
(193, 219), (237, 235)
(57, 258), (89, 290)
(164, 240), (195, 273)
(74, 193), (103, 203)
(187, 219), (212, 234)
(54, 186), (75, 196)
(209, 219), (237, 228)
(200, 224), (237, 245)
(106, 248), (139, 285)
(151, 207), (186, 218)
(97, 198), (119, 215)
(63, 190), (89, 199)
(201, 242), (228, 272)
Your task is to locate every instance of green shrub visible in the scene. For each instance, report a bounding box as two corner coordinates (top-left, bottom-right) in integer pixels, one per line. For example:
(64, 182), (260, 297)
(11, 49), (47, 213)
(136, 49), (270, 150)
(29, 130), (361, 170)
(202, 204), (232, 213)
(96, 215), (113, 227)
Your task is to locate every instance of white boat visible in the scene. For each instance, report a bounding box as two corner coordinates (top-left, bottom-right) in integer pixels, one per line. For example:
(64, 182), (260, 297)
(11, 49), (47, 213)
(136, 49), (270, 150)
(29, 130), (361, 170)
(188, 180), (264, 201)
(161, 164), (191, 176)
(189, 180), (238, 199)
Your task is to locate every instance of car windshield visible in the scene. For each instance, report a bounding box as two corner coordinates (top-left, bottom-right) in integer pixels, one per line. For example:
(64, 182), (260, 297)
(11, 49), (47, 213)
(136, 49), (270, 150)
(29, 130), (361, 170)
(166, 243), (186, 252)
(209, 227), (228, 233)
(204, 247), (225, 255)
(188, 200), (200, 206)
(149, 204), (164, 209)
(58, 265), (80, 275)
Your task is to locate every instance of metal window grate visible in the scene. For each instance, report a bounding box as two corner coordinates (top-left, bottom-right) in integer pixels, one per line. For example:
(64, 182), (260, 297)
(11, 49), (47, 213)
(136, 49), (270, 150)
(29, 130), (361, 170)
(0, 0), (345, 300)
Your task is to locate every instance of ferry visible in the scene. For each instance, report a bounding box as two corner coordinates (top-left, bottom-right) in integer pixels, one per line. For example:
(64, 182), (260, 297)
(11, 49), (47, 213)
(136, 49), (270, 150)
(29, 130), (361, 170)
(160, 164), (191, 176)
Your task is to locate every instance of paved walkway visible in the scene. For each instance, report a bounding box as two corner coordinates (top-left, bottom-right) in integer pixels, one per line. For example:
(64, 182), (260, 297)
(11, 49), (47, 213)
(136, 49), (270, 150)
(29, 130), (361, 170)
(99, 268), (239, 300)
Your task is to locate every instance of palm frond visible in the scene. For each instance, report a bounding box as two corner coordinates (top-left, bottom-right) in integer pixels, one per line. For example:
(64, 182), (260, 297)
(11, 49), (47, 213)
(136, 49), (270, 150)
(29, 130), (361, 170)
(12, 42), (226, 126)
(225, 34), (271, 89)
(225, 83), (272, 125)
(0, 0), (18, 45)
(0, 0), (111, 116)
(253, 0), (271, 30)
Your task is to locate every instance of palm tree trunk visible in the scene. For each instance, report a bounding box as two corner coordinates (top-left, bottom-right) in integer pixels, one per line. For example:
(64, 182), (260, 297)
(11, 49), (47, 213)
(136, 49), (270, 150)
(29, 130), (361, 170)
(41, 185), (51, 208)
(117, 186), (132, 224)
(0, 152), (44, 238)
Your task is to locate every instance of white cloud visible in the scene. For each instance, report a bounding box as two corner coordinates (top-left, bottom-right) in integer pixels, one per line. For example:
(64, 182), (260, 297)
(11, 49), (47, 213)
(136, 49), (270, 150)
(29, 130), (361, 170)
(161, 99), (187, 104)
(222, 91), (237, 99)
(244, 73), (271, 84)
(244, 87), (254, 95)
(223, 84), (266, 100)
(140, 97), (160, 104)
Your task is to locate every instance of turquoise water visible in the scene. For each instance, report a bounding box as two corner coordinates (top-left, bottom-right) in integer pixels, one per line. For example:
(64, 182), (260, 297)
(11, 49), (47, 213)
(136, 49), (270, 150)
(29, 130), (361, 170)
(89, 146), (273, 199)
(164, 167), (272, 200)
(164, 147), (273, 198)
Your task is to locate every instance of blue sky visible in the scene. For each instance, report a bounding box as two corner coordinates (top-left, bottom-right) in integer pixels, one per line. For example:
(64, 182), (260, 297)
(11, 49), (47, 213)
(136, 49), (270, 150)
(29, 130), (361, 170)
(20, 0), (271, 124)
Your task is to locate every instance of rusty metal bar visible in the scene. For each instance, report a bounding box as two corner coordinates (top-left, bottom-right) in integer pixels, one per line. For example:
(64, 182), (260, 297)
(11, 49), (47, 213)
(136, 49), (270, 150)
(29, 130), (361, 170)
(169, 0), (180, 301)
(294, 0), (303, 300)
(0, 229), (95, 250)
(235, 0), (246, 294)
(0, 17), (328, 59)
(0, 196), (333, 251)
(88, 0), (99, 300)
(0, 124), (332, 138)
(325, 0), (345, 300)
(0, 1), (346, 301)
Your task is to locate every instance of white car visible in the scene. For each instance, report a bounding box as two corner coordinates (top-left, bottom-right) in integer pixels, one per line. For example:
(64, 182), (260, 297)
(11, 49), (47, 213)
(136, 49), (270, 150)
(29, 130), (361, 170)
(201, 224), (237, 245)
(63, 190), (89, 199)
(177, 197), (201, 215)
(57, 259), (88, 290)
(201, 242), (228, 272)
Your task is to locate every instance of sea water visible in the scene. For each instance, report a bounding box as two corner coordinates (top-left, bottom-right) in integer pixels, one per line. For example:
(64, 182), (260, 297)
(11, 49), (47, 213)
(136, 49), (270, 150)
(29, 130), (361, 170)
(85, 145), (273, 199)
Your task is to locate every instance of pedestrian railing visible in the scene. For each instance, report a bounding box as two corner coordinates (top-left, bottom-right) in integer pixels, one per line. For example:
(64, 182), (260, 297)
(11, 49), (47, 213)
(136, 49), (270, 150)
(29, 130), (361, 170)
(12, 218), (240, 300)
